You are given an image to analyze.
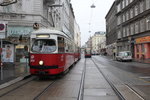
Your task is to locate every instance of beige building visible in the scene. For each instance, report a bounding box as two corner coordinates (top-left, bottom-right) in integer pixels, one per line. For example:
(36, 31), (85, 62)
(91, 31), (106, 54)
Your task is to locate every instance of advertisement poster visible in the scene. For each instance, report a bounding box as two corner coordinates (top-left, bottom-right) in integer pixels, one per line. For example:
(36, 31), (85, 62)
(2, 44), (14, 62)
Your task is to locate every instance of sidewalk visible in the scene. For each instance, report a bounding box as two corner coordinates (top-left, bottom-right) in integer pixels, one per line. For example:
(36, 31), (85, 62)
(101, 55), (150, 64)
(0, 62), (30, 89)
(134, 58), (150, 64)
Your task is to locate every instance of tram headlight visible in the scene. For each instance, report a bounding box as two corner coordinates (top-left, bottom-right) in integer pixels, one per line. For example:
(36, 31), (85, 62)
(39, 60), (44, 65)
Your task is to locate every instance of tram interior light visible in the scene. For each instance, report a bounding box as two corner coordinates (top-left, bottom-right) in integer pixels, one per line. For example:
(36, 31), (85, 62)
(36, 34), (50, 38)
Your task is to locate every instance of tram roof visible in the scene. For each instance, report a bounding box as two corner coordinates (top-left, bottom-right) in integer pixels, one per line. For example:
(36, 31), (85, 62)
(31, 28), (70, 38)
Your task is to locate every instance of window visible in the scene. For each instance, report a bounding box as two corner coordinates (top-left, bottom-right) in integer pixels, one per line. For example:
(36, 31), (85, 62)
(58, 37), (65, 53)
(134, 4), (139, 16)
(31, 39), (56, 53)
(140, 1), (144, 13)
(117, 16), (121, 25)
(140, 18), (146, 32)
(126, 26), (130, 36)
(117, 30), (121, 39)
(130, 23), (135, 35)
(126, 11), (129, 21)
(123, 13), (126, 22)
(135, 21), (139, 34)
(117, 3), (121, 12)
(146, 0), (150, 10)
(122, 0), (125, 9)
(146, 16), (150, 30)
(130, 8), (134, 18)
(126, 0), (129, 6)
(123, 27), (126, 37)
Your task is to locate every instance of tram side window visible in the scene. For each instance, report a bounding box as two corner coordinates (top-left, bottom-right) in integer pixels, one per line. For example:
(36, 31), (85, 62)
(58, 37), (65, 53)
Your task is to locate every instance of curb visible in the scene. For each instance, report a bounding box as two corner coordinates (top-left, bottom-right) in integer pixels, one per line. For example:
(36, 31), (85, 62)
(0, 73), (30, 90)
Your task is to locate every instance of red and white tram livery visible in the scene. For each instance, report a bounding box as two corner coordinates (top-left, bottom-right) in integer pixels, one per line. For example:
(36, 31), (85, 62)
(29, 28), (79, 75)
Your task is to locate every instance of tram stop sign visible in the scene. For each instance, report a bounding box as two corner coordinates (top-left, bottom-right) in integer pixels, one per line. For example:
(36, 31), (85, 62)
(0, 24), (4, 31)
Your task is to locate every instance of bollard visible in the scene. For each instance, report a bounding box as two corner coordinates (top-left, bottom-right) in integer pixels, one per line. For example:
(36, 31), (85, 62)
(0, 62), (3, 80)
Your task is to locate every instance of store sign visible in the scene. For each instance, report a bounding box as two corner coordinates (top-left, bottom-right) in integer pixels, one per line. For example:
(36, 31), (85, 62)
(7, 26), (33, 37)
(136, 36), (150, 44)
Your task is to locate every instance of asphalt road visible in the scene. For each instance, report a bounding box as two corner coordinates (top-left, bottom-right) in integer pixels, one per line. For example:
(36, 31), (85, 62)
(92, 55), (150, 100)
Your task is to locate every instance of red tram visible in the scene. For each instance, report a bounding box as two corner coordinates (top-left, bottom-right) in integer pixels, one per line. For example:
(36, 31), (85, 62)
(29, 28), (80, 76)
(84, 47), (92, 58)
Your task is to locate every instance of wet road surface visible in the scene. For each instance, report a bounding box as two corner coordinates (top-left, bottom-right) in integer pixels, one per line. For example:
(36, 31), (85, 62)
(1, 56), (149, 100)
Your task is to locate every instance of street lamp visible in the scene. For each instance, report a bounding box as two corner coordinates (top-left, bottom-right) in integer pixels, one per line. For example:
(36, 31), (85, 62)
(0, 0), (17, 6)
(91, 3), (96, 8)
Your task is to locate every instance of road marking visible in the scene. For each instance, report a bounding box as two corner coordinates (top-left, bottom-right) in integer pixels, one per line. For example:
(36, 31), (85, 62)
(139, 76), (150, 79)
(125, 84), (145, 100)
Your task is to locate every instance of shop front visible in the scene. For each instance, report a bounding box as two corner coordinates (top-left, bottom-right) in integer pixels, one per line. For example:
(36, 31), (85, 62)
(7, 26), (33, 63)
(135, 36), (150, 60)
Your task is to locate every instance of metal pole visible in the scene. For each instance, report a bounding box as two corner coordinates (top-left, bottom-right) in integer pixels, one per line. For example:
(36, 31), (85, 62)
(1, 39), (3, 80)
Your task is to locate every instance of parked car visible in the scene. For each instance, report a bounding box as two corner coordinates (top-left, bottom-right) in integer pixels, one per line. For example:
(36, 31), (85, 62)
(116, 51), (132, 61)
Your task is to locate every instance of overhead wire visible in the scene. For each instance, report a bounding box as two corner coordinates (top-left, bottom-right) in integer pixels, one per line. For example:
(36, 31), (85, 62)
(88, 0), (96, 33)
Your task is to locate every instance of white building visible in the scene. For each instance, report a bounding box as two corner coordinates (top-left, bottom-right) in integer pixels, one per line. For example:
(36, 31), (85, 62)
(0, 0), (75, 62)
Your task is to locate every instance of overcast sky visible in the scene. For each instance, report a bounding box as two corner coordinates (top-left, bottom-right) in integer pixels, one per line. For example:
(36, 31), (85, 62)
(71, 0), (115, 46)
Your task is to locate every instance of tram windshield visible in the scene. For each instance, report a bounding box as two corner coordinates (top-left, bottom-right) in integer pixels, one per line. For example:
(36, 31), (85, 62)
(31, 39), (56, 53)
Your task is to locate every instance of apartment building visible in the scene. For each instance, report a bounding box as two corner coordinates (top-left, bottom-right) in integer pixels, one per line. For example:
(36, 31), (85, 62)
(91, 31), (106, 54)
(116, 0), (150, 60)
(105, 1), (117, 56)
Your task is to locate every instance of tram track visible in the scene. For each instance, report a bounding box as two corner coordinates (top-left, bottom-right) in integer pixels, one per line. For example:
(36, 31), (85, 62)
(0, 76), (58, 100)
(0, 76), (36, 97)
(33, 81), (56, 100)
(78, 58), (123, 100)
(93, 57), (146, 100)
(77, 59), (86, 100)
(91, 58), (125, 100)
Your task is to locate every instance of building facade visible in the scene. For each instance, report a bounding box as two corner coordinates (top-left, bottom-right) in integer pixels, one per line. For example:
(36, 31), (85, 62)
(0, 0), (77, 63)
(105, 1), (117, 56)
(116, 0), (150, 60)
(91, 31), (106, 54)
(74, 20), (81, 47)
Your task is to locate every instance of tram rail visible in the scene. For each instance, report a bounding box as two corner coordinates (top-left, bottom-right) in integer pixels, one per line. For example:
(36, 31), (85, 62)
(91, 58), (125, 100)
(0, 76), (36, 97)
(77, 59), (86, 100)
(33, 81), (56, 100)
(0, 76), (57, 100)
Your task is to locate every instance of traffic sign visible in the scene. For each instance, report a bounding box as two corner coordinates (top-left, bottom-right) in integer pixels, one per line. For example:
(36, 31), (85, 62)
(0, 21), (7, 39)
